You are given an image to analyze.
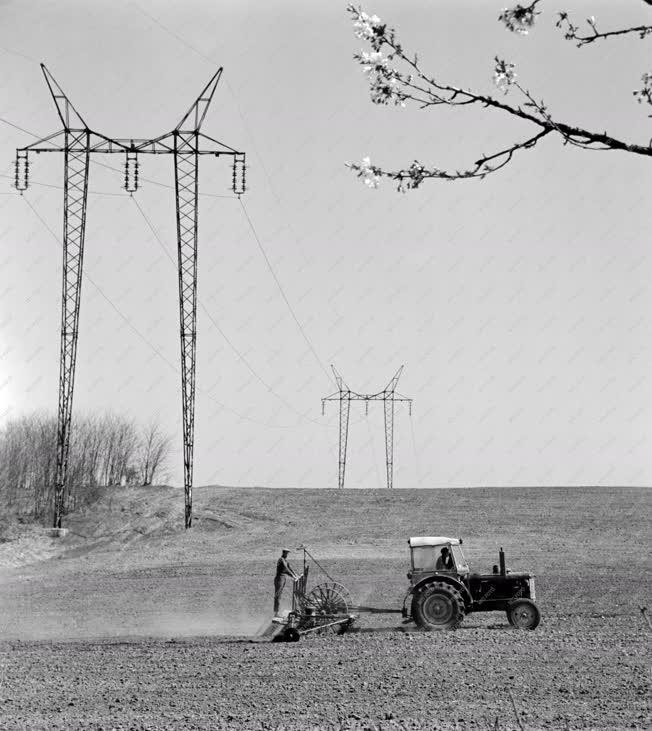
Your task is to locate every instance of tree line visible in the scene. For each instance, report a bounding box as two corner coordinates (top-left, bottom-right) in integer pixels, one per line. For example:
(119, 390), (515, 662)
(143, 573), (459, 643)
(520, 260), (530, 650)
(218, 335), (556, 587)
(0, 412), (173, 521)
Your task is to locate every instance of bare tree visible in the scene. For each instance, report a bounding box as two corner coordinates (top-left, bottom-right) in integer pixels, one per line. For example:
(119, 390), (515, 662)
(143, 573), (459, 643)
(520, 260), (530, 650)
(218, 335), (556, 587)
(112, 417), (139, 485)
(0, 412), (56, 520)
(0, 411), (172, 522)
(32, 413), (56, 519)
(0, 417), (28, 514)
(346, 2), (652, 190)
(137, 419), (173, 486)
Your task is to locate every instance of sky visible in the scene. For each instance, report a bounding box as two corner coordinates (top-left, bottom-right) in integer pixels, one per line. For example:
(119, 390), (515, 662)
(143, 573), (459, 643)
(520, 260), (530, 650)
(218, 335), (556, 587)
(1, 0), (651, 489)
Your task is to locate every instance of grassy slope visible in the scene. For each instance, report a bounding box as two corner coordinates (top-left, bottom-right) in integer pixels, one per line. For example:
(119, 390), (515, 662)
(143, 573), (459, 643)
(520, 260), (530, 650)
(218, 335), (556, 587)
(0, 485), (649, 639)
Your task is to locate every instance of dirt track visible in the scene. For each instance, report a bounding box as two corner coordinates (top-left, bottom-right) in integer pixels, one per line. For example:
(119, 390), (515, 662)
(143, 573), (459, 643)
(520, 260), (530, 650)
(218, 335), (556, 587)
(1, 486), (650, 729)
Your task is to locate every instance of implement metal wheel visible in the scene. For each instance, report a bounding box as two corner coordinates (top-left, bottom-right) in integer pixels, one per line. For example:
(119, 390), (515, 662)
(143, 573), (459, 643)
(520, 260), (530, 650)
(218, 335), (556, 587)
(300, 582), (349, 633)
(327, 581), (353, 608)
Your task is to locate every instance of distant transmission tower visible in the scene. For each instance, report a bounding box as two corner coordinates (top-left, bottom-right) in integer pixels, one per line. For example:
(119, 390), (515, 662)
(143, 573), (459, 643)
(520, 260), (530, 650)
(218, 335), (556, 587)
(14, 64), (246, 529)
(322, 366), (412, 489)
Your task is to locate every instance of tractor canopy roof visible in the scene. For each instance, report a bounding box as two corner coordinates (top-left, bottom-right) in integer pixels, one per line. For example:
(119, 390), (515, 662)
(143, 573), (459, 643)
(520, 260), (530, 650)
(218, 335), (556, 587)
(408, 536), (461, 547)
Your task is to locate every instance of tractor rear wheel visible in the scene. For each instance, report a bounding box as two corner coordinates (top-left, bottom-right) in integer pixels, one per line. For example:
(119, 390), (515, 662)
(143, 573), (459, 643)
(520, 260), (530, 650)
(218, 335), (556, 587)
(508, 599), (540, 630)
(412, 582), (465, 630)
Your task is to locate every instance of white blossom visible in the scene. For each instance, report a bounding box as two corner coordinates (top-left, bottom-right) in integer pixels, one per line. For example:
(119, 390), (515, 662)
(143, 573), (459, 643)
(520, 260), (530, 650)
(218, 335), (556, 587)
(358, 50), (407, 107)
(355, 156), (381, 188)
(493, 57), (517, 93)
(360, 50), (388, 73)
(352, 10), (383, 42)
(499, 4), (538, 35)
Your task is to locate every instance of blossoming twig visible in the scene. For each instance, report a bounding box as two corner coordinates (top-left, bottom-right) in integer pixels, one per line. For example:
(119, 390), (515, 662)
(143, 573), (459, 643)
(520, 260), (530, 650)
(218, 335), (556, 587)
(556, 11), (652, 46)
(346, 4), (652, 191)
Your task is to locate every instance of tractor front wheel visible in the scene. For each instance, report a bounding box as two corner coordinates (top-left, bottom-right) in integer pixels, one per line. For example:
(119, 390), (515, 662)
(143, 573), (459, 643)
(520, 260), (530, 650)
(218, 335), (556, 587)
(412, 582), (465, 631)
(508, 599), (540, 630)
(506, 610), (515, 626)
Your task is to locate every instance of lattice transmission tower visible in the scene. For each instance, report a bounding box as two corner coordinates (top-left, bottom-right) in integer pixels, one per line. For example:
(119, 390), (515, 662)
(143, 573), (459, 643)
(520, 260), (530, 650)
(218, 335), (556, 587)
(14, 64), (245, 529)
(322, 366), (412, 489)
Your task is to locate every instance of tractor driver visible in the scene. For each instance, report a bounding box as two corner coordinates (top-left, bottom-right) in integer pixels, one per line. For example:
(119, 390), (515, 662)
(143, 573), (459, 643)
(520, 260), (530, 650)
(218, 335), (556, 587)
(436, 546), (454, 571)
(274, 548), (299, 618)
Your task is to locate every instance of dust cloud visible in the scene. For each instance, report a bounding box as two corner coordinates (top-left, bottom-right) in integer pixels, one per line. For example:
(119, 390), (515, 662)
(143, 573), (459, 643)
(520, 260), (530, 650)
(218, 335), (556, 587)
(0, 584), (271, 642)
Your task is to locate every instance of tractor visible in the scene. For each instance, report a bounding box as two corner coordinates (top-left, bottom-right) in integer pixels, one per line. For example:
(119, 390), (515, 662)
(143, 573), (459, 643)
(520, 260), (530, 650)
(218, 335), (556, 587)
(402, 536), (540, 630)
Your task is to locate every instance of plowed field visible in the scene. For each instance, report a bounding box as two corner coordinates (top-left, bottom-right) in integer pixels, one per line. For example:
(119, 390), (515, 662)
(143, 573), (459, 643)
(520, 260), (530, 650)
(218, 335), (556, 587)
(0, 486), (649, 730)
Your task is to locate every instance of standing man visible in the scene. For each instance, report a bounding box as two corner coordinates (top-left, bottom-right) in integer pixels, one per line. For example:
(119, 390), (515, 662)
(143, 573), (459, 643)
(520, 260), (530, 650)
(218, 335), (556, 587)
(274, 548), (299, 618)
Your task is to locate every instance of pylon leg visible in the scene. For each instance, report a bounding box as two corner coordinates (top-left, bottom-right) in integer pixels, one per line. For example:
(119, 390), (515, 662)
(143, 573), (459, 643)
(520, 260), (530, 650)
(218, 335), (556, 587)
(54, 131), (90, 528)
(174, 134), (199, 528)
(384, 397), (395, 489)
(338, 394), (350, 489)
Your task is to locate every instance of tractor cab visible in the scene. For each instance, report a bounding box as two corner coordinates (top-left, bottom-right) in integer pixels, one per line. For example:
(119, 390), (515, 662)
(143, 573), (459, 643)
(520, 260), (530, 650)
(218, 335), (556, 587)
(407, 536), (469, 584)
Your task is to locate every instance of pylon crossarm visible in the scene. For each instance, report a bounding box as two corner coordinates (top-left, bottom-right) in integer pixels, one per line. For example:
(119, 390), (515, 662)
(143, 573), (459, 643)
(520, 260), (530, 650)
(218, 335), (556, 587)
(322, 392), (342, 402)
(20, 130), (66, 152)
(89, 133), (139, 153)
(90, 132), (176, 155)
(21, 132), (243, 156)
(324, 394), (411, 403)
(129, 133), (176, 154)
(348, 389), (385, 400)
(196, 132), (242, 155)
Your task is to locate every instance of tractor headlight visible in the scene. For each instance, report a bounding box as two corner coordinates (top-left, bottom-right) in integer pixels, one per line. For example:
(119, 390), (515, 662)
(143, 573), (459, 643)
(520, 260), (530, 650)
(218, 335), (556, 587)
(529, 577), (536, 601)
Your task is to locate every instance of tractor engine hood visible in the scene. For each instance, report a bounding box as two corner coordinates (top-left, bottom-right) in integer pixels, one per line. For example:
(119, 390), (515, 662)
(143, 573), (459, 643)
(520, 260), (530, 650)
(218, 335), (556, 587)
(470, 572), (533, 580)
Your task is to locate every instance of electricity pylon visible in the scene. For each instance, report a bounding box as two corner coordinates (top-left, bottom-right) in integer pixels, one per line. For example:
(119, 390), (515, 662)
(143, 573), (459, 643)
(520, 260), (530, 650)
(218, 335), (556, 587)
(14, 64), (246, 529)
(322, 366), (412, 489)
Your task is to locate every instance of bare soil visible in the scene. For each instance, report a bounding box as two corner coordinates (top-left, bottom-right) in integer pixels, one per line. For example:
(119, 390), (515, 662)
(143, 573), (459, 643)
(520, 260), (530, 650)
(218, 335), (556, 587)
(0, 485), (649, 730)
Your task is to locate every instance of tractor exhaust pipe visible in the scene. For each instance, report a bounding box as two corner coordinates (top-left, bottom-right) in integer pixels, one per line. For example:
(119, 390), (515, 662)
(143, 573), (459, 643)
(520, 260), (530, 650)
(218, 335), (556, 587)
(499, 547), (506, 576)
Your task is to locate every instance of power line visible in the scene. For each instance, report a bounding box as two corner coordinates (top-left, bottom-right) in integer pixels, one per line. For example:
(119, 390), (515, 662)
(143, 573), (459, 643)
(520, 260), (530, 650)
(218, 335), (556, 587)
(3, 118), (331, 429)
(409, 411), (421, 488)
(0, 116), (40, 137)
(128, 3), (335, 389)
(239, 197), (334, 387)
(22, 195), (305, 431)
(131, 194), (331, 428)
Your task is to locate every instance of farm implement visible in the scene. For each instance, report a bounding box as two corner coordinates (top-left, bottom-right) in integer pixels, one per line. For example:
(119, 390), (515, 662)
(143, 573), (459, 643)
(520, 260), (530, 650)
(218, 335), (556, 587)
(272, 545), (357, 642)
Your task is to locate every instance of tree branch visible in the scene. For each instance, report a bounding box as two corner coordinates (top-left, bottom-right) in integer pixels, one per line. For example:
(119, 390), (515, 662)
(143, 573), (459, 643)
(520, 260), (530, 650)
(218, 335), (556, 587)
(556, 12), (652, 46)
(347, 5), (652, 189)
